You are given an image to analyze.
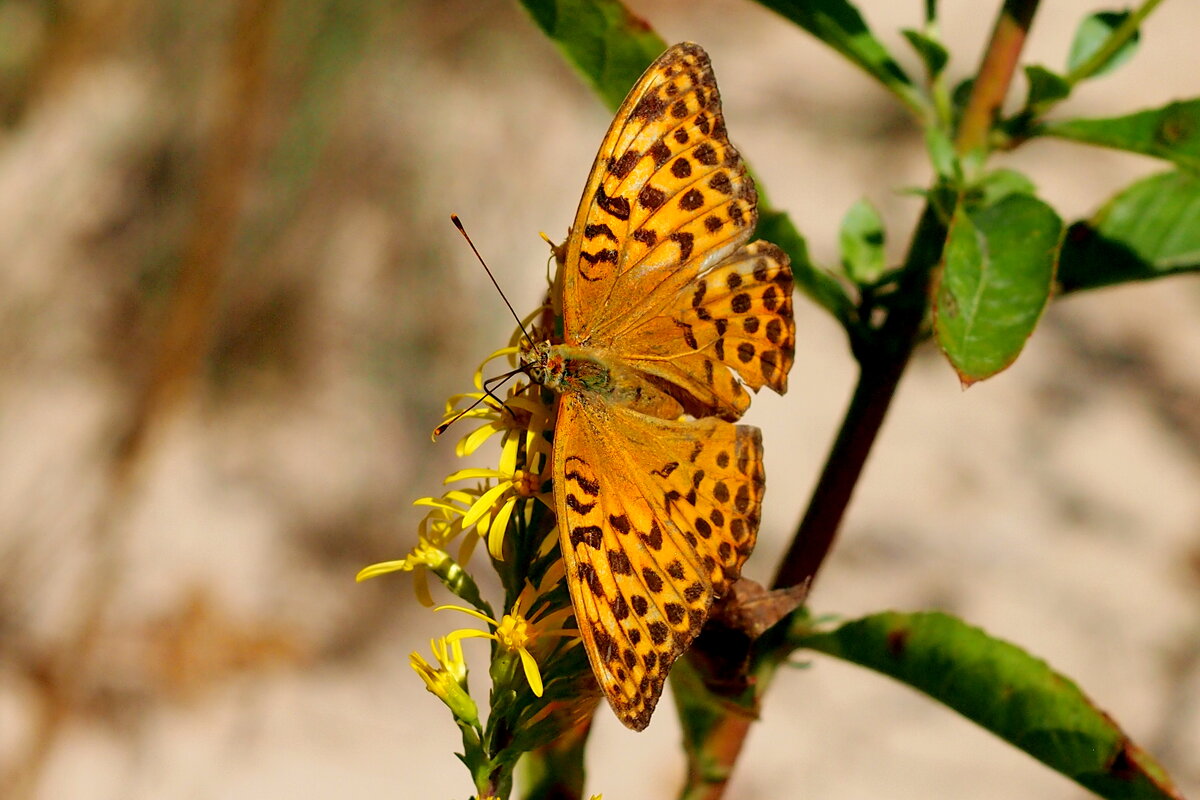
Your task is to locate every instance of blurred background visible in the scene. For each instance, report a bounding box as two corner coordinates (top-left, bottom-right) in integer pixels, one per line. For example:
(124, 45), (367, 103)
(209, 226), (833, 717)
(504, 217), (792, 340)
(1, 1), (1198, 798)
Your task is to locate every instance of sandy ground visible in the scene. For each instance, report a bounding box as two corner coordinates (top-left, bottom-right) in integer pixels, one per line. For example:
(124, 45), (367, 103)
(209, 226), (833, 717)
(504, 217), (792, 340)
(1, 1), (1198, 798)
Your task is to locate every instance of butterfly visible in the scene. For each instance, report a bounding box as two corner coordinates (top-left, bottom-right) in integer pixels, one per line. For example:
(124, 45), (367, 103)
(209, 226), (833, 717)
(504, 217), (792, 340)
(522, 42), (795, 731)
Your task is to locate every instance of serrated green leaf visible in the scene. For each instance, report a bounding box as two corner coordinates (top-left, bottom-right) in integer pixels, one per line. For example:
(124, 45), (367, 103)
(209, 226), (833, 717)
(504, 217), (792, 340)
(517, 0), (667, 111)
(1059, 169), (1200, 292)
(1023, 64), (1071, 109)
(839, 198), (887, 284)
(1041, 99), (1200, 171)
(752, 0), (925, 116)
(1067, 10), (1140, 79)
(933, 194), (1061, 384)
(795, 612), (1184, 800)
(901, 28), (948, 79)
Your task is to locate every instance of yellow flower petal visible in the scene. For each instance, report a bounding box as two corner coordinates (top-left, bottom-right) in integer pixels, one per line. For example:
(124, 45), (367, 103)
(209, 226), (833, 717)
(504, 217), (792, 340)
(443, 489), (480, 506)
(473, 346), (520, 389)
(355, 559), (410, 581)
(435, 604), (497, 626)
(461, 482), (512, 529)
(412, 567), (434, 607)
(446, 629), (496, 644)
(487, 498), (517, 560)
(457, 532), (480, 565)
(414, 496), (470, 515)
(457, 419), (505, 457)
(444, 467), (507, 484)
(498, 434), (520, 475)
(518, 647), (544, 697)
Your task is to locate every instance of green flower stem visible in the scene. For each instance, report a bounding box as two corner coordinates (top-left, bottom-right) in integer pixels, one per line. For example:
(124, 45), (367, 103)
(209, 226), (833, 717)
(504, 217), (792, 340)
(955, 0), (1040, 154)
(1065, 0), (1163, 85)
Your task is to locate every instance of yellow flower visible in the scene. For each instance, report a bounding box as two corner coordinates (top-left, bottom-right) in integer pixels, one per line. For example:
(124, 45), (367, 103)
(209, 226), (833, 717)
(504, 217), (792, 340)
(437, 586), (574, 698)
(412, 487), (483, 563)
(356, 539), (453, 607)
(410, 637), (478, 726)
(444, 424), (553, 561)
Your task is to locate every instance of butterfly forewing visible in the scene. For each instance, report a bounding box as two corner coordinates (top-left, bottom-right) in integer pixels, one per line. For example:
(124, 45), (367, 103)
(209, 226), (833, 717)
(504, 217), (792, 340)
(554, 393), (764, 730)
(561, 43), (758, 347)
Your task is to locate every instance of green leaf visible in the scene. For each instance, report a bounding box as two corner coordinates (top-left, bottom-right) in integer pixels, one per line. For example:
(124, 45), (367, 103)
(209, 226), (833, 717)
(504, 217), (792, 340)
(973, 167), (1036, 206)
(901, 28), (948, 79)
(1023, 65), (1070, 109)
(795, 612), (1185, 800)
(1041, 99), (1200, 171)
(933, 194), (1061, 385)
(517, 0), (667, 111)
(752, 0), (925, 116)
(1059, 169), (1200, 292)
(756, 207), (856, 332)
(1067, 10), (1140, 79)
(839, 198), (887, 284)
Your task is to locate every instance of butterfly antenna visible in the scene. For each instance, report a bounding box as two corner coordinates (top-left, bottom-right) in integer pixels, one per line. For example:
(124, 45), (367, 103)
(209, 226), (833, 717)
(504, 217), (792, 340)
(431, 366), (525, 440)
(451, 214), (534, 347)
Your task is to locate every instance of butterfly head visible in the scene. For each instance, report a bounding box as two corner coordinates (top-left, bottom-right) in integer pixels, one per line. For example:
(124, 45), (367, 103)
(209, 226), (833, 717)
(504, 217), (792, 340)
(520, 340), (565, 389)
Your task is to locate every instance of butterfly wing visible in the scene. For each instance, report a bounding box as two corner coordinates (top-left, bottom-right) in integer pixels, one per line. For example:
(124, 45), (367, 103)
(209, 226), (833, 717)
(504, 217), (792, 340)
(558, 43), (793, 421)
(619, 240), (795, 421)
(554, 391), (763, 730)
(559, 42), (758, 349)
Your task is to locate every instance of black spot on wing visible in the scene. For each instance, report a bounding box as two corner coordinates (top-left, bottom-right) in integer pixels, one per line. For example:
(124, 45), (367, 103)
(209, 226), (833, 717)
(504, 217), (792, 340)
(594, 185), (630, 222)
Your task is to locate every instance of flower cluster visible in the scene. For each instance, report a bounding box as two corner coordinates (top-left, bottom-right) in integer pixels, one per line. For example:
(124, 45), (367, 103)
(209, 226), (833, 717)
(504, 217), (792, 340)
(358, 329), (597, 799)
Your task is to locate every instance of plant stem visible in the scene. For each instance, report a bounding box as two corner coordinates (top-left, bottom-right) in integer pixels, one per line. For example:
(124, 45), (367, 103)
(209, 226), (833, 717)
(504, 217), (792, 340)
(677, 198), (948, 800)
(679, 713), (754, 800)
(955, 0), (1040, 154)
(772, 200), (946, 592)
(677, 2), (1048, 793)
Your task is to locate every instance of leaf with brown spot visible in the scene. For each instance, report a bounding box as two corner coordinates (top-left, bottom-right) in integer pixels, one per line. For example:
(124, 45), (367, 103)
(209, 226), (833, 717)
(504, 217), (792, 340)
(795, 612), (1185, 800)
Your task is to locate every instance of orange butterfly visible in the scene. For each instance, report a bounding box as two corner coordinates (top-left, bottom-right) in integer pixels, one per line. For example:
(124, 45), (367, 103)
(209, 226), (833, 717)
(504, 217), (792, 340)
(523, 42), (795, 730)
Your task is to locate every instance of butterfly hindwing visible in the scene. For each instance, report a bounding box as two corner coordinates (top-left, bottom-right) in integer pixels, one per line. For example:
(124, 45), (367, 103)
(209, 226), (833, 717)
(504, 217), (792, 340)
(620, 240), (796, 421)
(554, 392), (764, 730)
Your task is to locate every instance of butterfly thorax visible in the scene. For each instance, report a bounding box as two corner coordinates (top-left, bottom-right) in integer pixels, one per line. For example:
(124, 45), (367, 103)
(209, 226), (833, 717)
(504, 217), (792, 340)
(522, 340), (685, 419)
(522, 341), (612, 395)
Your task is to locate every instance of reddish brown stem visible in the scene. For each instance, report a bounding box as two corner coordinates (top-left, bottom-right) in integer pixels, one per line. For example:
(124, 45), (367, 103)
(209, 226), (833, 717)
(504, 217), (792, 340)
(682, 5), (1046, 795)
(955, 0), (1041, 153)
(685, 714), (754, 800)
